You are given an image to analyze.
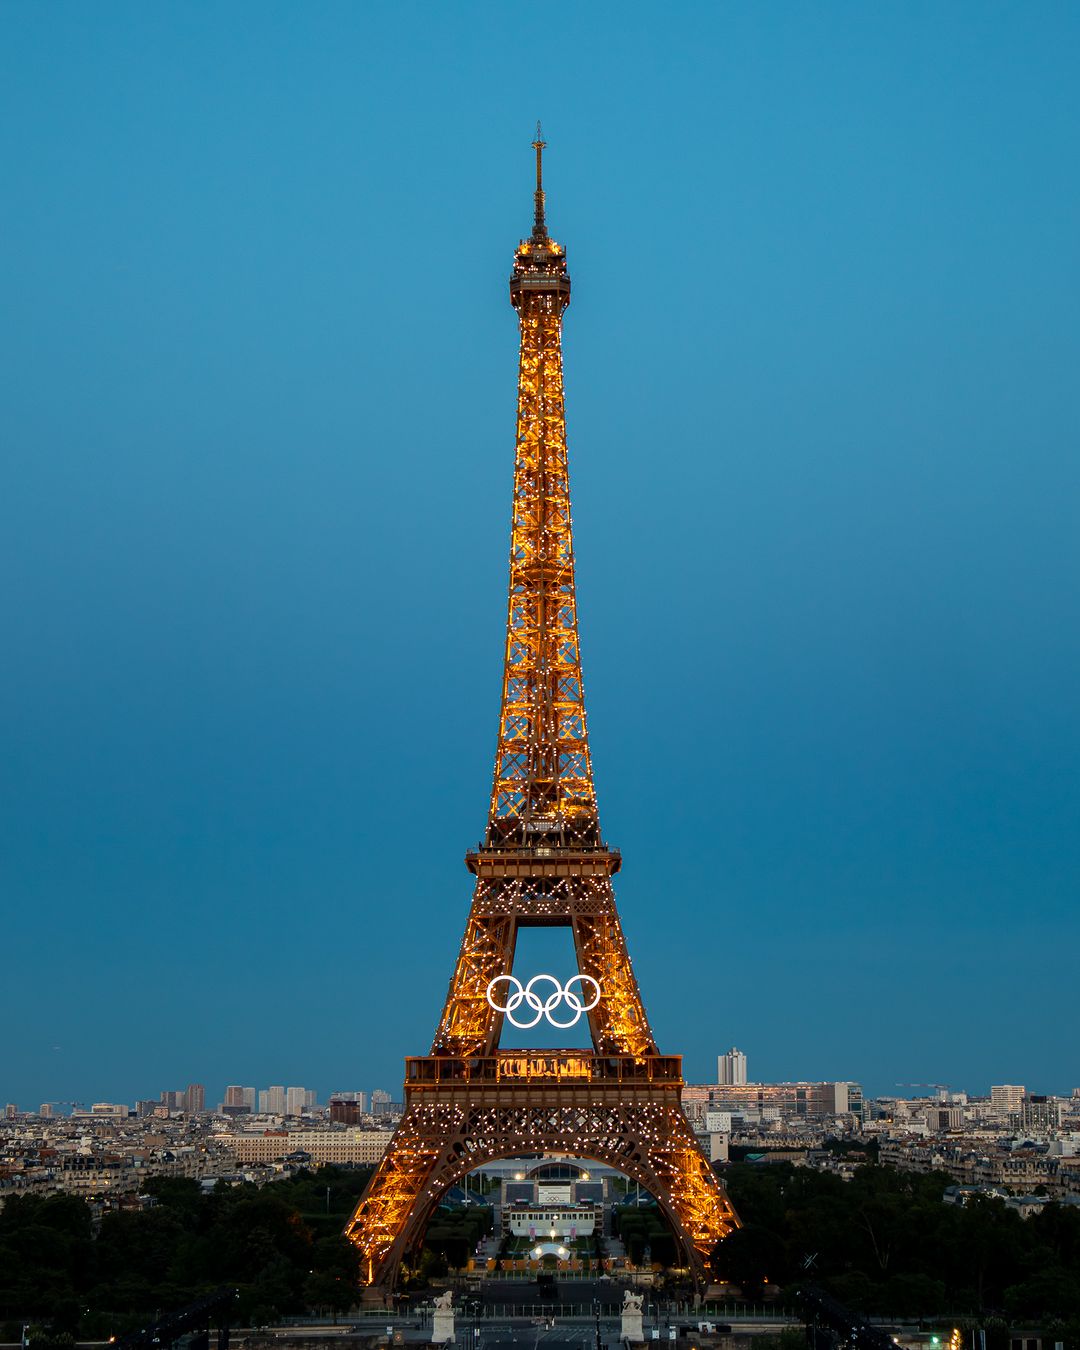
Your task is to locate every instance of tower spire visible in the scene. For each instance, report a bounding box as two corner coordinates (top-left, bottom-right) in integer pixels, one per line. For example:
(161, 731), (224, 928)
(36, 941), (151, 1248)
(532, 120), (547, 239)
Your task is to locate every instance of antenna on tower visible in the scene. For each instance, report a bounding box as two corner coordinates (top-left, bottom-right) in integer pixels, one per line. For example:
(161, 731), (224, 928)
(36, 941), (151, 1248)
(532, 120), (547, 239)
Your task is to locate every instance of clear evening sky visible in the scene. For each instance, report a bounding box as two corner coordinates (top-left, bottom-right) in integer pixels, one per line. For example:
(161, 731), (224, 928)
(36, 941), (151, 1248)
(2, 3), (1078, 1109)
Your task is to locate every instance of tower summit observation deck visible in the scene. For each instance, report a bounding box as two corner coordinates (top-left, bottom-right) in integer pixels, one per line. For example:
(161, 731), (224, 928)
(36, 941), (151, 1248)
(507, 127), (573, 310)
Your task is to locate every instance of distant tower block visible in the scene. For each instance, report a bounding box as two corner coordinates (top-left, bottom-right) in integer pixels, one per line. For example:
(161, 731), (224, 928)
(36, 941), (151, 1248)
(718, 1047), (748, 1086)
(342, 133), (738, 1297)
(990, 1084), (1024, 1114)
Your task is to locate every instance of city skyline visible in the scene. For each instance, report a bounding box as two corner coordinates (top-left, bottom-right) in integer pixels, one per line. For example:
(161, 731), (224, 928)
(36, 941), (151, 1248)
(6, 1060), (1079, 1323)
(7, 1055), (1079, 1119)
(3, 4), (1078, 1107)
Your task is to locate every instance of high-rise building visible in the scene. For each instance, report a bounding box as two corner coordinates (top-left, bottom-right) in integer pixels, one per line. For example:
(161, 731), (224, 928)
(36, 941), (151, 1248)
(39, 1103), (54, 1118)
(991, 1084), (1025, 1114)
(285, 1086), (307, 1116)
(371, 1089), (391, 1115)
(160, 1090), (185, 1112)
(304, 1089), (317, 1109)
(184, 1083), (205, 1114)
(1020, 1096), (1063, 1132)
(330, 1097), (363, 1125)
(331, 1090), (368, 1113)
(925, 1105), (965, 1131)
(718, 1048), (748, 1086)
(223, 1085), (253, 1116)
(258, 1090), (270, 1114)
(266, 1085), (286, 1115)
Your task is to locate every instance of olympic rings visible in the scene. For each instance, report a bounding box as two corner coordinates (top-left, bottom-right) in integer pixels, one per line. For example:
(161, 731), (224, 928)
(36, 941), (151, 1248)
(486, 973), (602, 1030)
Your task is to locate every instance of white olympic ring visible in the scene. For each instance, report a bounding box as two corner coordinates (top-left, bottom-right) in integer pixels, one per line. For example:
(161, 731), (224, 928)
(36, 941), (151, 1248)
(486, 973), (602, 1030)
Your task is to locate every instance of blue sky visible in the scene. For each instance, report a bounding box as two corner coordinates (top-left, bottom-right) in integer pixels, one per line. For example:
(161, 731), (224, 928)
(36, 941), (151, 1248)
(2, 2), (1078, 1109)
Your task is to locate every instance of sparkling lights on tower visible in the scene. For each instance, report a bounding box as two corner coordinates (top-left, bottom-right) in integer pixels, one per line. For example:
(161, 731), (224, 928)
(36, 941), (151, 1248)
(342, 132), (738, 1295)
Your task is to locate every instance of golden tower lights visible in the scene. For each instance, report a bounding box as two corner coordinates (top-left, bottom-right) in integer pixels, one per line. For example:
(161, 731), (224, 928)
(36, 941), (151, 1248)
(343, 133), (738, 1294)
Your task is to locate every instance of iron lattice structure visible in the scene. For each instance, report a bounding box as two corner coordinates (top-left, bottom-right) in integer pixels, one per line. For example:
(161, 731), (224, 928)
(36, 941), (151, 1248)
(344, 134), (738, 1294)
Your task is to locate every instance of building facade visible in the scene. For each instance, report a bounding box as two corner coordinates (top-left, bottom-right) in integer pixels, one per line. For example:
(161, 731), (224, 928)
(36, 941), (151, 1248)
(228, 1128), (394, 1166)
(717, 1048), (747, 1086)
(683, 1080), (862, 1123)
(990, 1085), (1025, 1114)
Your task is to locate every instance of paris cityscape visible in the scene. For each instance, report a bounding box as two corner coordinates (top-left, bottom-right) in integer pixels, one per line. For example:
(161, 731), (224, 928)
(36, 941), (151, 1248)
(3, 2), (1079, 1349)
(6, 1055), (1080, 1204)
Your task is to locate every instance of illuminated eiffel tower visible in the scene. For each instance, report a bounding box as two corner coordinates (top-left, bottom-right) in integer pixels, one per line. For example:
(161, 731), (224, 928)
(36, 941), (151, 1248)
(344, 131), (738, 1295)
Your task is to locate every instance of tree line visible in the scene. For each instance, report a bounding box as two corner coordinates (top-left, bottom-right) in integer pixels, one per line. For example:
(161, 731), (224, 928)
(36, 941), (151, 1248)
(716, 1160), (1080, 1323)
(0, 1168), (374, 1340)
(2, 1160), (1080, 1343)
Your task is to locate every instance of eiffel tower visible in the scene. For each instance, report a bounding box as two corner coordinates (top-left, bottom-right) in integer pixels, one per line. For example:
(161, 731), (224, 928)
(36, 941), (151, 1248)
(344, 131), (738, 1295)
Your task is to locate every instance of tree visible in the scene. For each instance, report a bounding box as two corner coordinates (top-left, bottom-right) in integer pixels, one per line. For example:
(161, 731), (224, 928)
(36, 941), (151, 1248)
(302, 1272), (352, 1320)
